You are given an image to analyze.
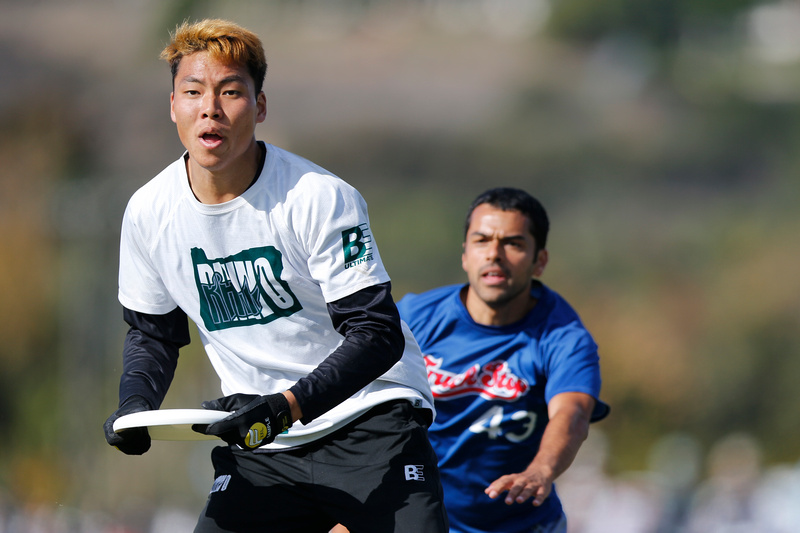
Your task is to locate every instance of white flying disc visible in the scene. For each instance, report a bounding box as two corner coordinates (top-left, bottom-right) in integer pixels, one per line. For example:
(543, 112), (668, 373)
(113, 409), (231, 441)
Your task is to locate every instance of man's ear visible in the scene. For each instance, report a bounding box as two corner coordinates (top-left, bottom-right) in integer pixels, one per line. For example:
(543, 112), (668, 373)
(256, 92), (267, 123)
(170, 92), (177, 123)
(533, 249), (548, 277)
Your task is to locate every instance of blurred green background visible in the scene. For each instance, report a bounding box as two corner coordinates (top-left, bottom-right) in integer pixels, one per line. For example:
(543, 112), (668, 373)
(2, 0), (800, 530)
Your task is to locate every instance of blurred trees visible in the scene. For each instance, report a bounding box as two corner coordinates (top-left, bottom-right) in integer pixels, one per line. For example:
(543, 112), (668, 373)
(548, 0), (764, 46)
(0, 88), (72, 505)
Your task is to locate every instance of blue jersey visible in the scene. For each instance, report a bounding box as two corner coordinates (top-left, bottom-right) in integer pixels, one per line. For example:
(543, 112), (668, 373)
(397, 282), (606, 533)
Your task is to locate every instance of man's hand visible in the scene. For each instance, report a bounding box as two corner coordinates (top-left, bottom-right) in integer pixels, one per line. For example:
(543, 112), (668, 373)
(485, 466), (554, 506)
(195, 393), (292, 449)
(104, 395), (153, 455)
(486, 392), (596, 507)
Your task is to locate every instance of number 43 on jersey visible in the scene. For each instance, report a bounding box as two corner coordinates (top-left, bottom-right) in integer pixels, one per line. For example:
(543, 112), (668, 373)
(469, 406), (538, 443)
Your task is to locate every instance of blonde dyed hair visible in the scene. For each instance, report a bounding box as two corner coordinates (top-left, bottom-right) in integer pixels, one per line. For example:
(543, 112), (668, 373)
(160, 19), (267, 93)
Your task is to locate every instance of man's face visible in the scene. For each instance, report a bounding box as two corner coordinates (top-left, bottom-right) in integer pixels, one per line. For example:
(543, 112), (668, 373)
(462, 204), (548, 312)
(170, 51), (266, 175)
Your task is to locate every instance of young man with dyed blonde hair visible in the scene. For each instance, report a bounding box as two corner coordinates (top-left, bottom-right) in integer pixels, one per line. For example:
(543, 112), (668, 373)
(104, 19), (448, 533)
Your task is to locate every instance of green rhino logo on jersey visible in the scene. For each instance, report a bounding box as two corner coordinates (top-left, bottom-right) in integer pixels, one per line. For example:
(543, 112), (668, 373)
(192, 246), (302, 331)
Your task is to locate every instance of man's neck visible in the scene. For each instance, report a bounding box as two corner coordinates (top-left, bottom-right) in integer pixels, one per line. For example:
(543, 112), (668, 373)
(461, 285), (538, 327)
(187, 142), (263, 204)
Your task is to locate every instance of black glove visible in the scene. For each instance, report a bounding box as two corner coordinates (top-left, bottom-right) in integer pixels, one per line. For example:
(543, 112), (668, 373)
(194, 393), (293, 450)
(104, 395), (153, 455)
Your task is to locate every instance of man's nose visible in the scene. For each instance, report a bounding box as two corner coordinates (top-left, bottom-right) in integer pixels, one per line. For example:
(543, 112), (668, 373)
(202, 94), (221, 119)
(485, 240), (502, 261)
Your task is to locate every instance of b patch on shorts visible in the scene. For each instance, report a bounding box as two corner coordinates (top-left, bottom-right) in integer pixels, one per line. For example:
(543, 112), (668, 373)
(404, 465), (425, 481)
(211, 474), (232, 493)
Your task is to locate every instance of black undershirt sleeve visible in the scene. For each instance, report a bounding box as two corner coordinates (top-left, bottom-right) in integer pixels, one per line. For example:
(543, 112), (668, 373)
(289, 281), (405, 424)
(119, 306), (191, 410)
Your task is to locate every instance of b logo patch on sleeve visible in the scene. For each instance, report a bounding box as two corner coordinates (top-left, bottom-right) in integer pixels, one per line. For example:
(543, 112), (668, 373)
(342, 224), (374, 269)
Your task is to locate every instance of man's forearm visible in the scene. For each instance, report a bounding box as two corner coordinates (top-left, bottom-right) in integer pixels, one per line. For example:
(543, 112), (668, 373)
(289, 316), (404, 423)
(485, 392), (595, 506)
(527, 403), (590, 483)
(119, 327), (179, 409)
(119, 306), (189, 408)
(289, 282), (404, 424)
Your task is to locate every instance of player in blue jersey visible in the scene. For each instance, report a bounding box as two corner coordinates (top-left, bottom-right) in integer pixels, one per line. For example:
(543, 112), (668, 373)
(397, 187), (609, 533)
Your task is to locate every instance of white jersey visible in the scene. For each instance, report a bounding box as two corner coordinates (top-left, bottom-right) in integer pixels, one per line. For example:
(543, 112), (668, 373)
(118, 143), (434, 448)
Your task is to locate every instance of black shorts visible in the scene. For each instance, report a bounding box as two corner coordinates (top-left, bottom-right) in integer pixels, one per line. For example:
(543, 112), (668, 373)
(194, 400), (449, 533)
